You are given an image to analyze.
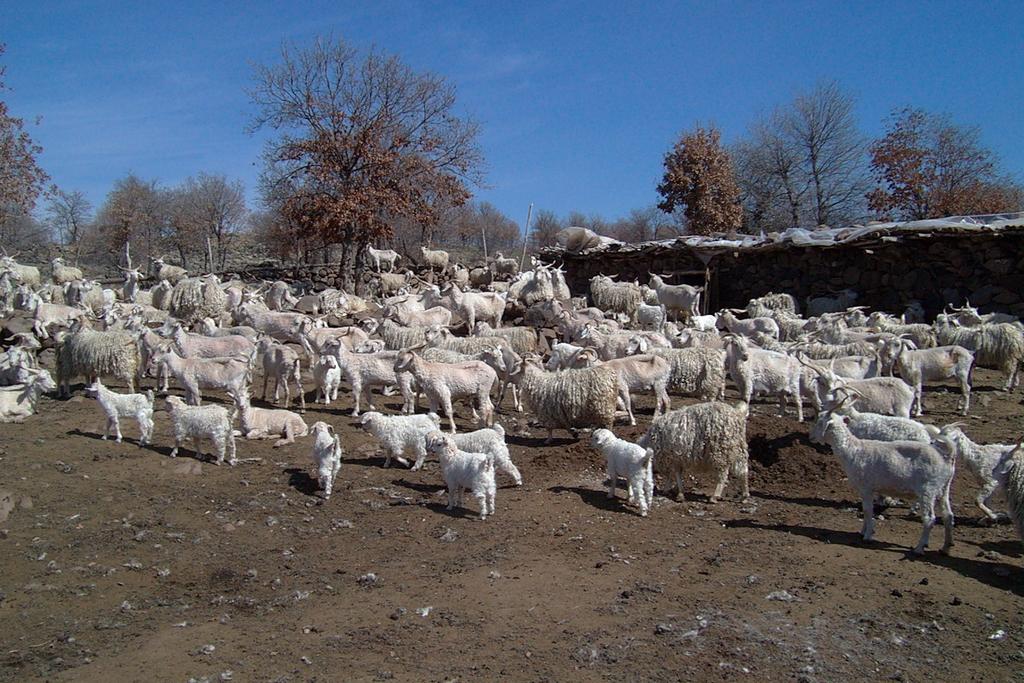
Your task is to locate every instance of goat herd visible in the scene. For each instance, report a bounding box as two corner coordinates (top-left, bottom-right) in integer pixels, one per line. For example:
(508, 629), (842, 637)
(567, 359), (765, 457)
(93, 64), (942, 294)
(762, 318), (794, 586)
(0, 250), (1023, 562)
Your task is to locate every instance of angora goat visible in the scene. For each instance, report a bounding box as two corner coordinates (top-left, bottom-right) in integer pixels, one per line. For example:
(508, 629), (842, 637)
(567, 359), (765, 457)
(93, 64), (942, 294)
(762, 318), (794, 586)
(639, 401), (750, 503)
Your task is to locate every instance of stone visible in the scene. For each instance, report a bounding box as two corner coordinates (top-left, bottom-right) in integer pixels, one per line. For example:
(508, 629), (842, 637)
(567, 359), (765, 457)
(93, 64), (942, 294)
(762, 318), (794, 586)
(985, 258), (1014, 275)
(994, 289), (1019, 306)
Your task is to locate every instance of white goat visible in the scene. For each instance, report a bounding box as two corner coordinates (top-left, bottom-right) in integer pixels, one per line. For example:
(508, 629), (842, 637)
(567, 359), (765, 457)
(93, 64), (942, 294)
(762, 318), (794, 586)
(813, 413), (954, 555)
(627, 336), (727, 401)
(942, 427), (1017, 522)
(56, 324), (141, 397)
(309, 421), (343, 499)
(716, 310), (780, 342)
(724, 336), (803, 421)
(0, 372), (57, 423)
(170, 322), (254, 360)
(473, 321), (538, 355)
(326, 341), (414, 417)
(393, 350), (496, 433)
(635, 302), (668, 333)
(313, 354), (342, 405)
(589, 275), (642, 322)
(514, 358), (618, 442)
(366, 246), (400, 272)
(419, 246), (450, 271)
(591, 429), (654, 517)
(386, 304), (452, 329)
(233, 393), (308, 447)
(439, 284), (506, 330)
(546, 342), (588, 371)
(878, 338), (973, 416)
(254, 337), (305, 411)
(639, 401), (750, 503)
(154, 350), (251, 405)
(359, 411), (441, 469)
(424, 431), (496, 520)
(648, 274), (702, 320)
(806, 289), (858, 317)
(933, 317), (1024, 390)
(817, 389), (938, 444)
(165, 395), (237, 465)
(806, 362), (915, 419)
(85, 379), (154, 445)
(149, 257), (188, 284)
(51, 257), (83, 285)
(264, 280), (298, 311)
(576, 324), (670, 360)
(451, 423), (522, 486)
(573, 349), (671, 426)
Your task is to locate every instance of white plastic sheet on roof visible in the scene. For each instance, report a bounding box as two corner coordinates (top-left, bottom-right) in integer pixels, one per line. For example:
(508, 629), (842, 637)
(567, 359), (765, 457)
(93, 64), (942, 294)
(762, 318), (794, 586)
(551, 212), (1024, 255)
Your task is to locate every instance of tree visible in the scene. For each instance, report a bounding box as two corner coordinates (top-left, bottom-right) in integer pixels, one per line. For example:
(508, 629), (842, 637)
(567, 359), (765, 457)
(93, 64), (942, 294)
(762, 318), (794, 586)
(867, 108), (1024, 220)
(249, 36), (485, 289)
(528, 209), (563, 251)
(605, 206), (675, 242)
(168, 173), (247, 270)
(45, 189), (93, 263)
(441, 201), (519, 257)
(782, 81), (868, 226)
(94, 174), (167, 267)
(733, 116), (807, 232)
(657, 125), (743, 236)
(0, 44), (50, 236)
(733, 82), (868, 230)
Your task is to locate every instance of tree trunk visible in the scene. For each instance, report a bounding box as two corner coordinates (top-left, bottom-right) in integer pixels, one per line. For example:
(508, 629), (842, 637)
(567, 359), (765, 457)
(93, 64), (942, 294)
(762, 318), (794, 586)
(338, 234), (367, 293)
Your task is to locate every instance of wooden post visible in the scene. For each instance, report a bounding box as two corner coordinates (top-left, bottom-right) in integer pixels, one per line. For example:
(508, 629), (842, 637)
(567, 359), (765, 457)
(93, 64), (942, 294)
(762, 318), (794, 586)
(206, 235), (214, 274)
(481, 222), (489, 260)
(519, 203), (534, 271)
(124, 242), (132, 270)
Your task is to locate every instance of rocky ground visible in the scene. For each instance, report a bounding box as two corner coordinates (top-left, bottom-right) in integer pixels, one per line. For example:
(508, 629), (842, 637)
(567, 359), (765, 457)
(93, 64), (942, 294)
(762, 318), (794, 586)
(0, 365), (1022, 682)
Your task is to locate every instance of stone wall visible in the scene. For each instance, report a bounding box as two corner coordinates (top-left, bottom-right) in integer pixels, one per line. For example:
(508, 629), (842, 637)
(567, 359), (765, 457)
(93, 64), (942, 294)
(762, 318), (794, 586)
(546, 230), (1024, 318)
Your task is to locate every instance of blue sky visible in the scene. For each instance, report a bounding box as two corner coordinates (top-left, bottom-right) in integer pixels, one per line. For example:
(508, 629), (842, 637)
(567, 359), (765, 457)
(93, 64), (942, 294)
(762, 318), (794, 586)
(4, 1), (1023, 226)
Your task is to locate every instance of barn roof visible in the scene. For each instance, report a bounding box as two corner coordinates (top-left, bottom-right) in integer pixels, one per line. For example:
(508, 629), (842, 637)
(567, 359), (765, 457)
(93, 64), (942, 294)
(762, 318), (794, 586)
(540, 212), (1024, 261)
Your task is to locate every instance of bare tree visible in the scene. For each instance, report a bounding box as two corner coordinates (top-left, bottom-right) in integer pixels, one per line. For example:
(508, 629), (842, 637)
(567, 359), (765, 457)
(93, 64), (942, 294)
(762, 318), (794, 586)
(781, 81), (868, 226)
(168, 174), (247, 270)
(528, 209), (563, 251)
(249, 36), (485, 289)
(0, 44), (50, 237)
(657, 125), (743, 236)
(94, 174), (167, 268)
(734, 82), (868, 230)
(45, 189), (93, 263)
(733, 113), (809, 231)
(607, 206), (672, 242)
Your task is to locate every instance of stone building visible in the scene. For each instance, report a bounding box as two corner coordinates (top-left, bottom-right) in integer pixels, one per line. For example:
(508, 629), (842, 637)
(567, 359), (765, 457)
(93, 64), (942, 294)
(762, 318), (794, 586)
(539, 214), (1024, 318)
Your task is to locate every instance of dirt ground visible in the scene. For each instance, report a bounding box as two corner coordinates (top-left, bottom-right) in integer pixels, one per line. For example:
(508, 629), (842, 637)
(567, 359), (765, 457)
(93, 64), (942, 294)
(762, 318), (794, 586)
(0, 361), (1022, 682)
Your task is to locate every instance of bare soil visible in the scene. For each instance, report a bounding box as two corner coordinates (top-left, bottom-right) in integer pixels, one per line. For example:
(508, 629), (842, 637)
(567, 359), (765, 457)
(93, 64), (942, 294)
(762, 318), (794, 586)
(0, 362), (1022, 682)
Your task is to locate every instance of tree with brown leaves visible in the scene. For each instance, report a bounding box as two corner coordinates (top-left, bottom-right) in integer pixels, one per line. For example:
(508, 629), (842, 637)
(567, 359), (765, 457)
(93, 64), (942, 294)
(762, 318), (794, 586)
(868, 108), (1023, 220)
(249, 37), (484, 290)
(0, 44), (50, 238)
(657, 125), (742, 236)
